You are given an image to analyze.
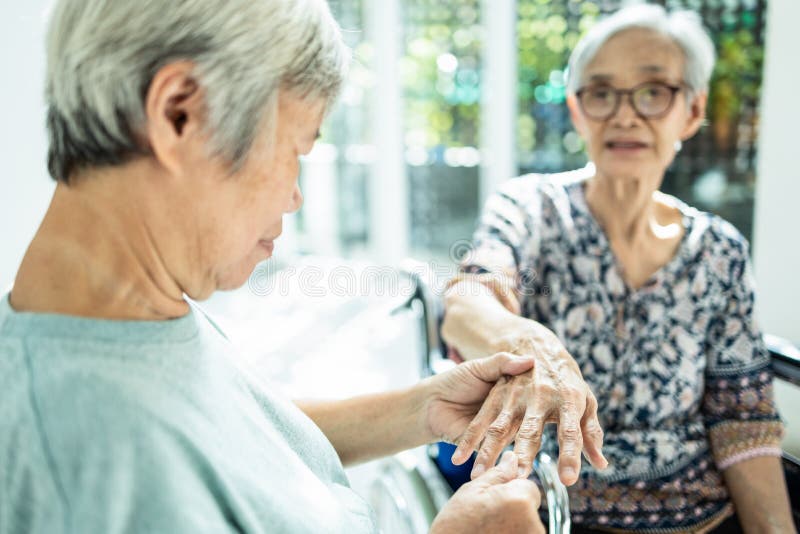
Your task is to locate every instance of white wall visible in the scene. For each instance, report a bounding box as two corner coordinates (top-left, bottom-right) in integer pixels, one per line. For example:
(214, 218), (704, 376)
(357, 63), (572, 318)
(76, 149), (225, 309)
(753, 0), (800, 344)
(0, 1), (54, 288)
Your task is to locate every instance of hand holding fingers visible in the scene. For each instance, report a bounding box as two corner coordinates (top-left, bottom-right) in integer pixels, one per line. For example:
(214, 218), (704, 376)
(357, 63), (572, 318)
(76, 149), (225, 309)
(432, 451), (546, 534)
(472, 450), (519, 486)
(470, 407), (520, 479)
(462, 375), (533, 478)
(451, 379), (508, 465)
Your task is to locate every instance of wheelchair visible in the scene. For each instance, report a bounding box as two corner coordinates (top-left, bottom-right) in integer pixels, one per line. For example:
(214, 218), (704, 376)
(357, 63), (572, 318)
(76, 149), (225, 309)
(369, 264), (571, 534)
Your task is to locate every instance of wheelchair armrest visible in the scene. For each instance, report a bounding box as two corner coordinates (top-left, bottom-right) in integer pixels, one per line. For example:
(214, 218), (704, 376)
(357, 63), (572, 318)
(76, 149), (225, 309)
(765, 334), (800, 387)
(398, 259), (448, 378)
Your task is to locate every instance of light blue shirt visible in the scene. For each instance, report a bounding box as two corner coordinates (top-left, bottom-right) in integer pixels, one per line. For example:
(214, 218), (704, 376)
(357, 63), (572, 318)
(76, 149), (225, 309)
(0, 294), (376, 533)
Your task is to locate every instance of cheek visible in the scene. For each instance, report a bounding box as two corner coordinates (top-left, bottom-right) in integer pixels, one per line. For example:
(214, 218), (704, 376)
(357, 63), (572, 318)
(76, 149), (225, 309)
(582, 124), (605, 157)
(654, 120), (685, 156)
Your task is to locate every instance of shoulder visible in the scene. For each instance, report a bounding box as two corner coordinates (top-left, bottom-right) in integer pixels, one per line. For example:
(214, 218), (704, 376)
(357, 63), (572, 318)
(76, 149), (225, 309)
(678, 201), (752, 291)
(495, 167), (590, 206)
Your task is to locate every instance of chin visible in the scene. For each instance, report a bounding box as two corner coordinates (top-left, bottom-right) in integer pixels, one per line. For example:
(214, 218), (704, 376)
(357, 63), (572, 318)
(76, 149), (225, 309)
(214, 263), (257, 292)
(598, 161), (652, 180)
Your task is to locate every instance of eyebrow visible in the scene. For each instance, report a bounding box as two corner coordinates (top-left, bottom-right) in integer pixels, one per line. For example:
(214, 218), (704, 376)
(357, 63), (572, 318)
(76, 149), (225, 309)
(587, 65), (668, 83)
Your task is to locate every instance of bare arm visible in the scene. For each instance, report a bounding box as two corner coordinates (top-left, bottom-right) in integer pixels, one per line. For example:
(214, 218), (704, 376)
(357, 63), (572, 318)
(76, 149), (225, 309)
(296, 353), (538, 467)
(723, 456), (796, 533)
(442, 277), (607, 485)
(296, 384), (432, 466)
(441, 278), (550, 360)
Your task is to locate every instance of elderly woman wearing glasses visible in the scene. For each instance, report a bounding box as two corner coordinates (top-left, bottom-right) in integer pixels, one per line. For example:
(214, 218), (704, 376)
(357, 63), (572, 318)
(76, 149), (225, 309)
(442, 4), (794, 533)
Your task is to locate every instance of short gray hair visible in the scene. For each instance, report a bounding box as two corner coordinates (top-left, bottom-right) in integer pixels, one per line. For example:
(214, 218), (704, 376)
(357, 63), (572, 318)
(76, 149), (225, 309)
(566, 3), (715, 96)
(45, 0), (349, 183)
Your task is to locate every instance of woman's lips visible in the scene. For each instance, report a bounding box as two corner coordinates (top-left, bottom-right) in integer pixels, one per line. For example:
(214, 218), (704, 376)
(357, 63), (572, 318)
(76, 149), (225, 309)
(605, 140), (649, 152)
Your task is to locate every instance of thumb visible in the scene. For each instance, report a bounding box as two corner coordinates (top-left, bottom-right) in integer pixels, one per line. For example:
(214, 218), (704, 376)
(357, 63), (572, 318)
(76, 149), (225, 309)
(473, 451), (519, 487)
(467, 352), (534, 383)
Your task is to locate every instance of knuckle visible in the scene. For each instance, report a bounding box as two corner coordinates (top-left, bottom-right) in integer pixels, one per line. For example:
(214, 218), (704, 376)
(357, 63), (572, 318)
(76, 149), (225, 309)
(567, 386), (586, 403)
(534, 382), (557, 397)
(486, 424), (508, 441)
(559, 424), (581, 443)
(516, 418), (543, 442)
(588, 426), (605, 444)
(493, 410), (515, 428)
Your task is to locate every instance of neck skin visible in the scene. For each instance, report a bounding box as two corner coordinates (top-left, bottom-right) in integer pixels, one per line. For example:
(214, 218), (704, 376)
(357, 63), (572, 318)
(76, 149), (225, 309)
(10, 162), (195, 320)
(583, 168), (680, 248)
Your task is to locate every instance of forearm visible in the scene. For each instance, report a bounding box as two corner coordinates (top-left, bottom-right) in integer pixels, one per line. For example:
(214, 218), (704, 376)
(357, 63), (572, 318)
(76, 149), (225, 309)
(723, 456), (795, 533)
(442, 280), (556, 360)
(442, 280), (526, 359)
(295, 381), (436, 466)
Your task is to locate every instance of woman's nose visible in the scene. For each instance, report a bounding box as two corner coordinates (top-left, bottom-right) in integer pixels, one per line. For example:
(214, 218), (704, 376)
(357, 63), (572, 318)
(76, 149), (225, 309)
(286, 184), (303, 214)
(610, 94), (640, 126)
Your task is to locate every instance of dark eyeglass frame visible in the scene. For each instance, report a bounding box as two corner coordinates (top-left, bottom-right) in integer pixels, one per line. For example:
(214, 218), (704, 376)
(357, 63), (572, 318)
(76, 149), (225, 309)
(575, 81), (685, 121)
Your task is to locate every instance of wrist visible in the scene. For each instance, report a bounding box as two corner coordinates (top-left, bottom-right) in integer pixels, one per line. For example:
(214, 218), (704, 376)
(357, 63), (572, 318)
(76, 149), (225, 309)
(409, 377), (440, 444)
(488, 317), (552, 355)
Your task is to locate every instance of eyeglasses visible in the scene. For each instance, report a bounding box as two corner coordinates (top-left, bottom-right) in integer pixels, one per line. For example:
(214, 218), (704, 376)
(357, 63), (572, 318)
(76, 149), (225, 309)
(575, 81), (684, 121)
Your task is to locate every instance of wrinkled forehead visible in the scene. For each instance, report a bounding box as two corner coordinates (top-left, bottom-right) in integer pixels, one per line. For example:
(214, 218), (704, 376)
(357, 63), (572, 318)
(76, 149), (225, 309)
(583, 28), (685, 86)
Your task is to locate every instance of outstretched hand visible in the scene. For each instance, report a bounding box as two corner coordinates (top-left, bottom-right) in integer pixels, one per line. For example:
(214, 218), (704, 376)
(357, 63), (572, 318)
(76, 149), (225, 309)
(423, 346), (607, 485)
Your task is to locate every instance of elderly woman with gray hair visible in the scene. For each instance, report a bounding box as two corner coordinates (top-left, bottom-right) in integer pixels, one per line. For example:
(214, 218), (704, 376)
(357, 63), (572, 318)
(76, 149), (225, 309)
(0, 0), (617, 533)
(443, 4), (794, 533)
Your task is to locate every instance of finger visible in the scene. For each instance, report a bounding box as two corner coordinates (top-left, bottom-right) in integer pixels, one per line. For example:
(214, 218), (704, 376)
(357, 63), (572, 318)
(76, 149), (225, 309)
(472, 450), (518, 486)
(452, 388), (503, 465)
(471, 407), (520, 480)
(512, 408), (545, 479)
(501, 478), (542, 509)
(466, 352), (534, 384)
(580, 391), (608, 469)
(556, 399), (584, 486)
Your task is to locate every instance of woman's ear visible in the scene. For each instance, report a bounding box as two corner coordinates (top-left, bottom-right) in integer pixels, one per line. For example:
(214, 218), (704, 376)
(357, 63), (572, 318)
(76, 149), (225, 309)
(144, 61), (207, 176)
(680, 91), (708, 141)
(567, 93), (587, 138)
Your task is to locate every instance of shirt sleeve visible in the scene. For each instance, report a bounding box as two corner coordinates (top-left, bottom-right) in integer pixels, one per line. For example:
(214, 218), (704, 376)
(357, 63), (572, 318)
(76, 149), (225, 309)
(460, 179), (533, 277)
(702, 242), (784, 471)
(454, 178), (539, 313)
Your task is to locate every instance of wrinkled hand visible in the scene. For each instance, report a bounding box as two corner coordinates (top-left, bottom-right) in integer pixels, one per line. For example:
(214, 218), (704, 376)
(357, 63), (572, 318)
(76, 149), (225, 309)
(425, 331), (607, 486)
(430, 451), (544, 534)
(463, 328), (607, 485)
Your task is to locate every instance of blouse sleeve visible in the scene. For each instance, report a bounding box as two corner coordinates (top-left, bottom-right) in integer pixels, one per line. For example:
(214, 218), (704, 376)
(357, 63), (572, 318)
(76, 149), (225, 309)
(455, 178), (538, 311)
(702, 242), (785, 471)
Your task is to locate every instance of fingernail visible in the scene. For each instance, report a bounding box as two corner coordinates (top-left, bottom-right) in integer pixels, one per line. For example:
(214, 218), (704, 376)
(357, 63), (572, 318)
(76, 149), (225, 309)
(517, 467), (529, 478)
(563, 467), (576, 479)
(472, 464), (485, 478)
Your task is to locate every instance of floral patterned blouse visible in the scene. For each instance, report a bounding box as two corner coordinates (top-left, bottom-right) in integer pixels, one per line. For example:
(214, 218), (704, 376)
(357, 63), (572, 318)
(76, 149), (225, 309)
(461, 168), (784, 532)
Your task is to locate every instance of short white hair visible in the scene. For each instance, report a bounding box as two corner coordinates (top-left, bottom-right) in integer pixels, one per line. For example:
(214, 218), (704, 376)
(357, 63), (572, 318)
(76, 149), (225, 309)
(45, 0), (349, 183)
(566, 3), (715, 96)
